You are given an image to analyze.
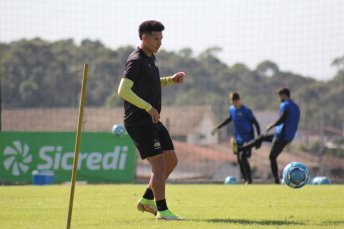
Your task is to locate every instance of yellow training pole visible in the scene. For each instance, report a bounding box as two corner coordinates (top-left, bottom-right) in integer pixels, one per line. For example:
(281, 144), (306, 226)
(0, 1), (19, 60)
(66, 64), (88, 229)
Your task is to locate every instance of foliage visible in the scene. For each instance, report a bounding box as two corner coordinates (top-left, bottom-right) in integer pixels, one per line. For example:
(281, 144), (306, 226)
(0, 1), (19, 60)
(295, 142), (308, 152)
(326, 148), (344, 158)
(310, 140), (320, 154)
(1, 38), (343, 129)
(334, 138), (344, 144)
(325, 138), (344, 158)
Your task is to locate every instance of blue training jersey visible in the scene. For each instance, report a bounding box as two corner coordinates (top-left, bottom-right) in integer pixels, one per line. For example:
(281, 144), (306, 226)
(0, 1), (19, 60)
(275, 100), (300, 141)
(229, 105), (255, 144)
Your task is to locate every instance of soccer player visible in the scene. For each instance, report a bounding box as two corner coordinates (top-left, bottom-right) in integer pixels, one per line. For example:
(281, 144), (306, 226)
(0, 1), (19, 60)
(211, 92), (260, 185)
(231, 87), (300, 184)
(117, 20), (185, 220)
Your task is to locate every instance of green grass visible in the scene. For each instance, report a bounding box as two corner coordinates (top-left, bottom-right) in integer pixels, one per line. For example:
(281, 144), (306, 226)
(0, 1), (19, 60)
(0, 184), (343, 228)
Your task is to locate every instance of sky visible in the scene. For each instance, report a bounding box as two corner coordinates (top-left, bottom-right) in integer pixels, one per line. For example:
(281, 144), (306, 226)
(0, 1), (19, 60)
(1, 0), (343, 81)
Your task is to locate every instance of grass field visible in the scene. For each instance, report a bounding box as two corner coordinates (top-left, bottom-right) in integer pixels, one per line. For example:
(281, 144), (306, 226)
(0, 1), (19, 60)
(0, 184), (343, 229)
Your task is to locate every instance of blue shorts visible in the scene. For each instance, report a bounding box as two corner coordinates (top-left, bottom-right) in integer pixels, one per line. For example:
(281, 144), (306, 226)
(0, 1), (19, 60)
(125, 121), (174, 160)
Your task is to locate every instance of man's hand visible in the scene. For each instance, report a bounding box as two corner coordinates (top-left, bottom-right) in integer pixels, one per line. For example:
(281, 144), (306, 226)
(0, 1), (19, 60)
(172, 72), (185, 84)
(211, 128), (219, 136)
(266, 123), (274, 133)
(147, 107), (160, 123)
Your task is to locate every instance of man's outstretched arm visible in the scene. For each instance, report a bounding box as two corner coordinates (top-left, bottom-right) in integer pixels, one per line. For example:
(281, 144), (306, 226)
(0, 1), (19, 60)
(211, 116), (232, 135)
(267, 111), (288, 132)
(160, 76), (174, 87)
(160, 72), (185, 87)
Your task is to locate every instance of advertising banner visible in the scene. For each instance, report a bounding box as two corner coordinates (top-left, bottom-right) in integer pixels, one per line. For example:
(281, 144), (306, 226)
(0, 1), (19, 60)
(0, 132), (136, 183)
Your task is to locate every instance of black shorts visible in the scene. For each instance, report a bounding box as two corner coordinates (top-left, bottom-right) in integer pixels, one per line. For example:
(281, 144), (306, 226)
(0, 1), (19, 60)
(238, 143), (251, 158)
(124, 121), (174, 160)
(270, 138), (290, 158)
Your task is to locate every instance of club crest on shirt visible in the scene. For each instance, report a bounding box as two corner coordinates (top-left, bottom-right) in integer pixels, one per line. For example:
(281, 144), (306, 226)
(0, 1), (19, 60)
(154, 60), (158, 68)
(153, 139), (161, 149)
(238, 112), (243, 116)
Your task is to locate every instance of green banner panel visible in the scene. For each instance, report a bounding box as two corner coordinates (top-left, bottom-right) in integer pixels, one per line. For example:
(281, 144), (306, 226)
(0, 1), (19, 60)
(0, 132), (136, 183)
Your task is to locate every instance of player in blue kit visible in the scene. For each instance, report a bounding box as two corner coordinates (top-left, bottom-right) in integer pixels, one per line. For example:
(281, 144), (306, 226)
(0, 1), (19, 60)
(211, 92), (261, 184)
(118, 20), (185, 220)
(231, 87), (300, 184)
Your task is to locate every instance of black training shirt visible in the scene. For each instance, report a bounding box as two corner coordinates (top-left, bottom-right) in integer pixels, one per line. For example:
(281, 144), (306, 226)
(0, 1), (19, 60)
(122, 47), (161, 125)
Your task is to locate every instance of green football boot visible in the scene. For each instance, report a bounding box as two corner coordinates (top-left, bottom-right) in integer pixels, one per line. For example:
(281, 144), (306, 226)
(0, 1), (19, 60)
(156, 209), (183, 220)
(136, 198), (157, 216)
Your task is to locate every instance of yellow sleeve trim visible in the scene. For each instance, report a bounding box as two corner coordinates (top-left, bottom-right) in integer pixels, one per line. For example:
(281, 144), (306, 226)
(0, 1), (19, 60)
(117, 78), (152, 112)
(160, 76), (174, 87)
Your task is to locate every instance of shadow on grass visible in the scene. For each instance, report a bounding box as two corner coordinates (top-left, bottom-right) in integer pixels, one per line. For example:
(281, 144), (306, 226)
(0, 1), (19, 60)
(204, 218), (305, 226)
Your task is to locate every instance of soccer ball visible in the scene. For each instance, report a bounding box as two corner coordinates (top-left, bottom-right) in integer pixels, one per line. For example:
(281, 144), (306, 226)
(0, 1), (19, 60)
(283, 162), (310, 189)
(112, 124), (126, 137)
(224, 176), (237, 185)
(312, 176), (331, 185)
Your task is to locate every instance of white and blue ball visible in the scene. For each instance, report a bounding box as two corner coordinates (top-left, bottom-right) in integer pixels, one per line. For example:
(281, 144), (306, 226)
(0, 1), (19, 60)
(312, 176), (331, 185)
(283, 162), (310, 189)
(112, 124), (126, 137)
(224, 176), (237, 185)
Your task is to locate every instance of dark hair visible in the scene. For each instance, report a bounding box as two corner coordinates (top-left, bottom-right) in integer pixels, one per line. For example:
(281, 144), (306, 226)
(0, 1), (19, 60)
(138, 20), (165, 40)
(230, 92), (240, 100)
(276, 86), (290, 97)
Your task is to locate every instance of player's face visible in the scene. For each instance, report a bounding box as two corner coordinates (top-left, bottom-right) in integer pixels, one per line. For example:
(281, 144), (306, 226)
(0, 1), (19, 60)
(278, 94), (286, 102)
(231, 99), (241, 109)
(144, 31), (163, 54)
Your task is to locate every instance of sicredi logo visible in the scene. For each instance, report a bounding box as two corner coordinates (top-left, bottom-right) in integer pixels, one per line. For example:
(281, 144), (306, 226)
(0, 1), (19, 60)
(3, 141), (129, 175)
(37, 146), (128, 170)
(3, 141), (32, 176)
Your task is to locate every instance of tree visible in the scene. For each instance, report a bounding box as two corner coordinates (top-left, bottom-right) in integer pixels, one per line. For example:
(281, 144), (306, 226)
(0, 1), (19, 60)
(256, 60), (279, 77)
(1, 38), (343, 131)
(178, 48), (193, 57)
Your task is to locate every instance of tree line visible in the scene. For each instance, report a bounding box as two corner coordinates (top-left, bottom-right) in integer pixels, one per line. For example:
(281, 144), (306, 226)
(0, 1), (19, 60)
(1, 38), (343, 129)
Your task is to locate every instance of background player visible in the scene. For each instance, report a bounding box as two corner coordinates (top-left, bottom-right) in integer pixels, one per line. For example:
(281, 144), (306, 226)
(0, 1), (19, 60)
(118, 20), (185, 220)
(231, 87), (301, 184)
(211, 92), (260, 184)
